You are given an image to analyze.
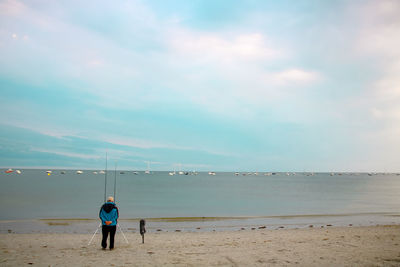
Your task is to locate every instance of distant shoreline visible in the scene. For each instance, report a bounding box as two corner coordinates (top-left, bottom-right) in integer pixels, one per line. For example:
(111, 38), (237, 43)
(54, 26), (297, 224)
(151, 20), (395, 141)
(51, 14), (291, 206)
(2, 212), (400, 234)
(1, 211), (399, 222)
(2, 168), (399, 174)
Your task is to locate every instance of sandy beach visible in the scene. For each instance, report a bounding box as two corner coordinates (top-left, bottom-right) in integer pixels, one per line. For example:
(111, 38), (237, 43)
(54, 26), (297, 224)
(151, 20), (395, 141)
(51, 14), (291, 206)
(1, 225), (400, 266)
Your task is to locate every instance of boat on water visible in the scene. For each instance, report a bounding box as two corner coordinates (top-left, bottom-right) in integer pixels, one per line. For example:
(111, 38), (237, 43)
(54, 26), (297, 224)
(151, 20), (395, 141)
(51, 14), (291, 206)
(99, 170), (105, 174)
(169, 171), (176, 176)
(5, 168), (13, 173)
(76, 170), (83, 174)
(208, 171), (216, 176)
(145, 161), (151, 174)
(60, 171), (66, 174)
(93, 171), (98, 174)
(15, 170), (21, 174)
(133, 171), (139, 175)
(235, 172), (239, 176)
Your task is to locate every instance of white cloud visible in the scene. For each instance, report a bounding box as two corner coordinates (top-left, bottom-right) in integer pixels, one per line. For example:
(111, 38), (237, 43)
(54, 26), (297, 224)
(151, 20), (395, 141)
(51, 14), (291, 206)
(354, 0), (400, 59)
(30, 148), (102, 160)
(168, 30), (282, 64)
(269, 68), (321, 85)
(352, 0), (400, 122)
(0, 0), (26, 16)
(0, 103), (78, 139)
(100, 135), (186, 150)
(371, 106), (400, 120)
(98, 134), (234, 158)
(162, 27), (322, 120)
(326, 0), (400, 171)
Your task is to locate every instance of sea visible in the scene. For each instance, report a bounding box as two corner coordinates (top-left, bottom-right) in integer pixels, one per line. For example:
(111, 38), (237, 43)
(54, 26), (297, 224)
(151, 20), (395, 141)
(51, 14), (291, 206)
(1, 169), (400, 233)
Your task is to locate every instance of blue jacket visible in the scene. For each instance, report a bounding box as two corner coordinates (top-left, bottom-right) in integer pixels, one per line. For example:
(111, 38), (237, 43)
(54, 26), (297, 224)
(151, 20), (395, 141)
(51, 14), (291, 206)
(99, 202), (119, 226)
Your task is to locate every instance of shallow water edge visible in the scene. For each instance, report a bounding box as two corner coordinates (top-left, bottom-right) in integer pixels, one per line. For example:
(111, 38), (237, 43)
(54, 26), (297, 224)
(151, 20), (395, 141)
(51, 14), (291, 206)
(2, 212), (400, 234)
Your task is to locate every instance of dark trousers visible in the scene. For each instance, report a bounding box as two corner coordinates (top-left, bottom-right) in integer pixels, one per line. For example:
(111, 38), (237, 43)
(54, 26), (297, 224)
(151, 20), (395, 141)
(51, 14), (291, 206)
(101, 225), (116, 249)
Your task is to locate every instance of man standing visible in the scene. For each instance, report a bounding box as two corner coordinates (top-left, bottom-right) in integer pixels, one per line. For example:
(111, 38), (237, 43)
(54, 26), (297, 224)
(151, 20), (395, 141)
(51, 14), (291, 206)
(99, 196), (119, 250)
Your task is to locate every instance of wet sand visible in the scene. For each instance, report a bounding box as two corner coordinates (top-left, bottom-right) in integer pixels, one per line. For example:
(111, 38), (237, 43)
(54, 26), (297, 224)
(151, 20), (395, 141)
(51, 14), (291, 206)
(1, 225), (400, 266)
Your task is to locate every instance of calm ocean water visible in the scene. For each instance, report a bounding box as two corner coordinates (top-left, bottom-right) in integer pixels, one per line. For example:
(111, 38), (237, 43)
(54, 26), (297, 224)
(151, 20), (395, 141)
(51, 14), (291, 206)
(1, 169), (400, 220)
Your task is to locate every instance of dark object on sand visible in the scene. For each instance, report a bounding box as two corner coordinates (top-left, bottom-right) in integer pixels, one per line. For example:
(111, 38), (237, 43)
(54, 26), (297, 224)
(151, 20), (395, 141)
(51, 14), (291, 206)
(140, 219), (146, 243)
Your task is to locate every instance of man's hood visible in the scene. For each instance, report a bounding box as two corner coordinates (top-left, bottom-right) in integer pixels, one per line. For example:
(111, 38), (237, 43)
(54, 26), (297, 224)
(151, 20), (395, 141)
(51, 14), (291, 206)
(102, 202), (116, 213)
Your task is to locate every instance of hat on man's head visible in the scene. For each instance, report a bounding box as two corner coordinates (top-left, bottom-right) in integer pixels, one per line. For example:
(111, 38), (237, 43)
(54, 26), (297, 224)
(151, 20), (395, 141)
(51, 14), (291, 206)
(107, 196), (114, 202)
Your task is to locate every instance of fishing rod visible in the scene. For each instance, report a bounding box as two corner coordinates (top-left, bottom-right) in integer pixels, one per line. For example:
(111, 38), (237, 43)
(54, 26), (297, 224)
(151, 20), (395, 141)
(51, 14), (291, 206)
(114, 161), (117, 201)
(104, 152), (108, 203)
(112, 161), (128, 244)
(89, 151), (109, 246)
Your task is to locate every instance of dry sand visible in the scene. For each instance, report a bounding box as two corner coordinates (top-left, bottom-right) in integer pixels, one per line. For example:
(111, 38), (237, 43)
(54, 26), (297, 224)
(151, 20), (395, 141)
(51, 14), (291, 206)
(1, 225), (400, 266)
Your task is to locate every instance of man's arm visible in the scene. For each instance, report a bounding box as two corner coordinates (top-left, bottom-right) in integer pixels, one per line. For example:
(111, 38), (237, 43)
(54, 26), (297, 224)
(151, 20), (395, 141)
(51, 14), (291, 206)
(99, 205), (106, 222)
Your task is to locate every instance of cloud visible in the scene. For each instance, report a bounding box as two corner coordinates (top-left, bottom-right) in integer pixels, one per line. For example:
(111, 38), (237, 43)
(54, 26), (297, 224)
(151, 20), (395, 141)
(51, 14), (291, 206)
(167, 30), (282, 63)
(321, 0), (400, 170)
(374, 62), (400, 102)
(352, 0), (400, 123)
(98, 133), (235, 158)
(268, 68), (321, 86)
(354, 0), (400, 58)
(0, 101), (80, 139)
(0, 0), (26, 16)
(160, 26), (323, 120)
(100, 135), (186, 150)
(30, 148), (102, 160)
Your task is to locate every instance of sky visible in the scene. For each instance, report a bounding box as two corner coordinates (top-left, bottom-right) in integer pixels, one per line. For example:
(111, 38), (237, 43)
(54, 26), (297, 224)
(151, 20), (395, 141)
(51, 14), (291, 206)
(0, 0), (400, 172)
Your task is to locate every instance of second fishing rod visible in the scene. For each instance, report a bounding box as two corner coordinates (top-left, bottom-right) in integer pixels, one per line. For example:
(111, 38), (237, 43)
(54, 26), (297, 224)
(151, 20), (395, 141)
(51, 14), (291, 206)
(103, 152), (118, 202)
